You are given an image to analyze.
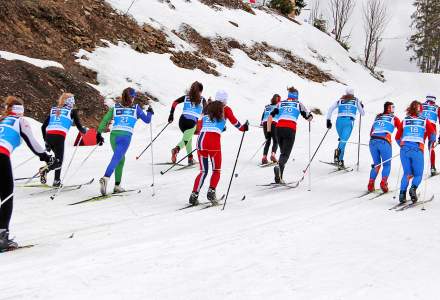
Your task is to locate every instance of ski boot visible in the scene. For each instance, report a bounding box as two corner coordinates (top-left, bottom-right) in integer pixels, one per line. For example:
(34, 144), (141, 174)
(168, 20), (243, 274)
(337, 160), (345, 170)
(431, 166), (437, 177)
(399, 191), (407, 204)
(188, 154), (195, 165)
(333, 148), (340, 164)
(367, 179), (375, 192)
(0, 229), (18, 251)
(171, 146), (180, 163)
(380, 178), (389, 193)
(409, 186), (418, 203)
(189, 192), (199, 206)
(99, 177), (109, 196)
(207, 188), (219, 205)
(52, 179), (61, 188)
(270, 152), (278, 163)
(39, 166), (48, 184)
(274, 165), (281, 184)
(261, 155), (268, 165)
(114, 185), (126, 194)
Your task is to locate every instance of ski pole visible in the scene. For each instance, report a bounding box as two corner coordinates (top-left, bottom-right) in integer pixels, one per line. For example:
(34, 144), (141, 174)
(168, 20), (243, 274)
(294, 128), (330, 187)
(136, 123), (170, 160)
(52, 144), (98, 198)
(50, 136), (83, 200)
(308, 122), (311, 191)
(149, 121), (156, 196)
(160, 148), (197, 175)
(234, 140), (266, 177)
(356, 115), (362, 171)
(373, 154), (400, 169)
(223, 126), (247, 210)
(0, 192), (13, 208)
(343, 141), (369, 147)
(14, 156), (35, 170)
(392, 163), (402, 200)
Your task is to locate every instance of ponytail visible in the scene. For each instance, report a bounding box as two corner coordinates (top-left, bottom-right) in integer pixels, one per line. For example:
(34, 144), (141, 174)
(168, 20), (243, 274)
(0, 96), (24, 122)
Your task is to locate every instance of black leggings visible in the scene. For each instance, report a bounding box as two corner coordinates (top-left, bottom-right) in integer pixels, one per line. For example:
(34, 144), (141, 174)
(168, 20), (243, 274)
(0, 154), (13, 230)
(276, 127), (296, 177)
(262, 122), (278, 156)
(179, 115), (197, 133)
(47, 134), (65, 181)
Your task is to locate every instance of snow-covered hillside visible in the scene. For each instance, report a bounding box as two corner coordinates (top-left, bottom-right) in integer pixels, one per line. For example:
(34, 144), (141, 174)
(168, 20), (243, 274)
(2, 1), (440, 299)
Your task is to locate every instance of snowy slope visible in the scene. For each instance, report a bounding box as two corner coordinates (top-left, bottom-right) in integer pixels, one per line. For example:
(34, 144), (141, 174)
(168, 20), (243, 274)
(2, 1), (440, 299)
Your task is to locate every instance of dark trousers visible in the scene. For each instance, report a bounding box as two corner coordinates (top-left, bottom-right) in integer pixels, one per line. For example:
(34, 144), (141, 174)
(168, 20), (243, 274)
(47, 134), (65, 181)
(276, 127), (296, 177)
(262, 122), (278, 156)
(0, 154), (13, 230)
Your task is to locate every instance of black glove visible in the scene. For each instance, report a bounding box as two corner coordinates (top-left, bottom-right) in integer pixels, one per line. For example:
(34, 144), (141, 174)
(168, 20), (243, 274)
(147, 106), (154, 114)
(45, 142), (51, 152)
(38, 152), (52, 163)
(326, 119), (332, 129)
(438, 136), (440, 144)
(168, 113), (174, 123)
(307, 113), (314, 121)
(360, 102), (364, 108)
(96, 132), (104, 146)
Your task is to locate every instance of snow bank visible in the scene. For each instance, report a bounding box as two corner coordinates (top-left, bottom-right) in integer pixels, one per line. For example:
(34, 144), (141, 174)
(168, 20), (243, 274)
(0, 50), (64, 69)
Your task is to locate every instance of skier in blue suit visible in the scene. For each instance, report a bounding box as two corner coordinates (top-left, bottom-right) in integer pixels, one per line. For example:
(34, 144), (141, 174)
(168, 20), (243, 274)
(326, 88), (365, 169)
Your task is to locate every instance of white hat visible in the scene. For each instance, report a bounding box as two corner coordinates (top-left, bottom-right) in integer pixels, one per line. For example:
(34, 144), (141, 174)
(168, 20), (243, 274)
(346, 87), (354, 96)
(426, 93), (437, 102)
(215, 90), (228, 104)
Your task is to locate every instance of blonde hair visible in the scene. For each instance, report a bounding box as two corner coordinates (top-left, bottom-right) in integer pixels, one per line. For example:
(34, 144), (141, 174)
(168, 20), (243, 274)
(56, 92), (74, 116)
(0, 96), (24, 121)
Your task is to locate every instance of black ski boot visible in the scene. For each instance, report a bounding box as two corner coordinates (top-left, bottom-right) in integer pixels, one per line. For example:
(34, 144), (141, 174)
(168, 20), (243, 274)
(274, 165), (281, 184)
(431, 166), (437, 176)
(53, 179), (61, 188)
(334, 148), (340, 164)
(0, 229), (17, 251)
(337, 160), (345, 170)
(207, 188), (218, 205)
(409, 186), (418, 203)
(399, 191), (407, 204)
(188, 154), (195, 165)
(189, 192), (199, 206)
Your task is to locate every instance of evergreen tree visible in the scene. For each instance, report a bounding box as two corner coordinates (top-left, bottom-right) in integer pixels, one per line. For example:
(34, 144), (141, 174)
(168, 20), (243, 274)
(295, 0), (307, 15)
(408, 0), (440, 73)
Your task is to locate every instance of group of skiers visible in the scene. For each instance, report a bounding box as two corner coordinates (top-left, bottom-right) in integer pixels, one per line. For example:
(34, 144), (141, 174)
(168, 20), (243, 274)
(261, 88), (438, 204)
(0, 82), (438, 251)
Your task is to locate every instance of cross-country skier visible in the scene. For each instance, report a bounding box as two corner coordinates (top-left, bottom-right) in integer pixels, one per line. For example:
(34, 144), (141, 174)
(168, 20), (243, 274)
(189, 90), (248, 205)
(260, 94), (280, 165)
(368, 101), (401, 193)
(41, 93), (87, 187)
(97, 88), (154, 195)
(395, 100), (436, 203)
(0, 96), (54, 251)
(420, 93), (439, 176)
(168, 82), (206, 165)
(267, 87), (313, 184)
(326, 88), (365, 169)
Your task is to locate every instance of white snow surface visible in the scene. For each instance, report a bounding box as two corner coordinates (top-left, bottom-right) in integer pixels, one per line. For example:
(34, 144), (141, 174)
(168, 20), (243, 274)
(3, 1), (440, 299)
(0, 51), (64, 69)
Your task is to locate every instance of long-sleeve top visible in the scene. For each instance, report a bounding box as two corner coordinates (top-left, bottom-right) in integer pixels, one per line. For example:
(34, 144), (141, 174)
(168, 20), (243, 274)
(41, 109), (87, 140)
(0, 117), (45, 157)
(98, 105), (152, 135)
(326, 97), (365, 120)
(395, 114), (436, 151)
(170, 95), (207, 114)
(369, 114), (402, 145)
(270, 101), (311, 130)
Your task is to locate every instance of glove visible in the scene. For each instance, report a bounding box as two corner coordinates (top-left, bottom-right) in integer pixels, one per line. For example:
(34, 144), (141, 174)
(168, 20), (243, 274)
(96, 132), (104, 146)
(45, 142), (51, 152)
(307, 114), (313, 121)
(38, 152), (52, 163)
(240, 121), (249, 132)
(326, 119), (332, 129)
(147, 106), (154, 114)
(438, 135), (440, 144)
(168, 113), (174, 123)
